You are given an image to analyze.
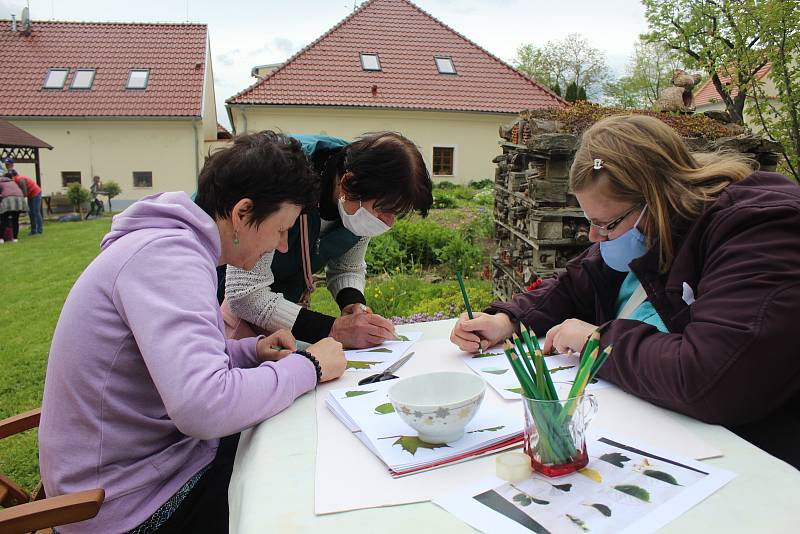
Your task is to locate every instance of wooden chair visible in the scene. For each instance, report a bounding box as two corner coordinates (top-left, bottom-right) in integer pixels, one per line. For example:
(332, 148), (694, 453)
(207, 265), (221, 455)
(0, 408), (104, 534)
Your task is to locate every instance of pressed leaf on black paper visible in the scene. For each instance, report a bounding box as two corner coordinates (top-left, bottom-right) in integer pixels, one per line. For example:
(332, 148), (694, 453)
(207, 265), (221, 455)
(599, 452), (631, 468)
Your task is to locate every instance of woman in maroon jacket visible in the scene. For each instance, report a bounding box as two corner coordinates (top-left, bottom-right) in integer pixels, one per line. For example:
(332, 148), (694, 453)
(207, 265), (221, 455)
(452, 115), (800, 469)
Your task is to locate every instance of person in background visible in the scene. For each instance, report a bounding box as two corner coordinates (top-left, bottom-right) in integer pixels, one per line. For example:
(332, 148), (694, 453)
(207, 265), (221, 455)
(223, 132), (433, 349)
(86, 175), (104, 219)
(3, 157), (18, 178)
(0, 173), (28, 243)
(39, 131), (347, 533)
(12, 174), (43, 235)
(451, 114), (800, 469)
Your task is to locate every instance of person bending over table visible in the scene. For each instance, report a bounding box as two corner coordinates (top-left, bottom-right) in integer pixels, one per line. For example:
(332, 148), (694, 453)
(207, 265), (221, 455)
(39, 131), (347, 534)
(223, 132), (433, 349)
(451, 114), (800, 469)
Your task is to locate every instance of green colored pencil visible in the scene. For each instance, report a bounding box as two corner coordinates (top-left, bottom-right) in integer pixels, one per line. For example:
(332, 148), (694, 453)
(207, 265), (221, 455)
(455, 271), (473, 319)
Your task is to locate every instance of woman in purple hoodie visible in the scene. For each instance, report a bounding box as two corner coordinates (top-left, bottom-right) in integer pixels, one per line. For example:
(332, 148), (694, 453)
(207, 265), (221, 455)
(39, 131), (347, 533)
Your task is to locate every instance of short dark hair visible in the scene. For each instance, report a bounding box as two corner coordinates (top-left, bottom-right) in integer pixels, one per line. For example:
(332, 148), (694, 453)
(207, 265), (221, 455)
(334, 132), (433, 217)
(196, 131), (318, 226)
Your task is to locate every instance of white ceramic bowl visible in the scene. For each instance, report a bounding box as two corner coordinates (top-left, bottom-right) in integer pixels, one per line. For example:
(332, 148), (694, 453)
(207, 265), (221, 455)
(388, 371), (486, 444)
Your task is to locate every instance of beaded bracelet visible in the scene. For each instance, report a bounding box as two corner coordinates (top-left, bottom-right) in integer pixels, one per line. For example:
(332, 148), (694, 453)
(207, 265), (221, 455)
(295, 349), (322, 384)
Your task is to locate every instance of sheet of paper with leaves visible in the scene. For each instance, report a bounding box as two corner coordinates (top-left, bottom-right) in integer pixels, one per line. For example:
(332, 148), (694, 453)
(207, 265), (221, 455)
(433, 434), (736, 534)
(344, 331), (422, 373)
(326, 379), (523, 476)
(462, 346), (613, 400)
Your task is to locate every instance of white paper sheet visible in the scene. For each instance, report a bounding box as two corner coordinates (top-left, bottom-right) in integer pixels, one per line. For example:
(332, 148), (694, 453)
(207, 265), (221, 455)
(315, 338), (722, 515)
(462, 346), (613, 400)
(434, 433), (736, 534)
(344, 331), (422, 373)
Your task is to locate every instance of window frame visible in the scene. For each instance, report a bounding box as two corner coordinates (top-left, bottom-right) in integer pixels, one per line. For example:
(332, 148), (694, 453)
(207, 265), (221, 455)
(432, 145), (456, 177)
(359, 53), (382, 72)
(434, 56), (457, 75)
(126, 69), (150, 90)
(132, 171), (153, 188)
(70, 68), (96, 90)
(43, 68), (70, 89)
(61, 171), (82, 187)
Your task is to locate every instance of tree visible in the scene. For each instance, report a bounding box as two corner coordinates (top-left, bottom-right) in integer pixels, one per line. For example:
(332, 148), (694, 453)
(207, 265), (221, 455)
(513, 34), (612, 99)
(66, 182), (90, 215)
(642, 0), (768, 124)
(102, 181), (122, 212)
(604, 40), (685, 109)
(577, 85), (587, 101)
(553, 82), (562, 97)
(746, 0), (800, 180)
(565, 82), (578, 102)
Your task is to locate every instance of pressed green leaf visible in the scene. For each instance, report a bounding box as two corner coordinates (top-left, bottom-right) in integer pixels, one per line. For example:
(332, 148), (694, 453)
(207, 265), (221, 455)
(344, 390), (375, 398)
(394, 334), (410, 341)
(481, 367), (509, 375)
(473, 352), (499, 358)
(599, 452), (631, 468)
(468, 426), (505, 433)
(566, 514), (589, 532)
(548, 365), (576, 374)
(613, 484), (651, 502)
(346, 360), (381, 369)
(643, 469), (681, 486)
(392, 436), (451, 455)
(551, 483), (572, 492)
(505, 387), (524, 395)
(589, 503), (612, 517)
(358, 347), (393, 353)
(513, 493), (533, 506)
(374, 402), (395, 415)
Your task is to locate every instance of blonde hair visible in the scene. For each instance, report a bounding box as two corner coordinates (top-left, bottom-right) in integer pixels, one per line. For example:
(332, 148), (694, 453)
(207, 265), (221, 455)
(569, 114), (754, 272)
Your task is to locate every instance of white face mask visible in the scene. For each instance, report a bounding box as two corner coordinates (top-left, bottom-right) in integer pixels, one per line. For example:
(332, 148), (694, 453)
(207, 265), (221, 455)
(337, 197), (391, 237)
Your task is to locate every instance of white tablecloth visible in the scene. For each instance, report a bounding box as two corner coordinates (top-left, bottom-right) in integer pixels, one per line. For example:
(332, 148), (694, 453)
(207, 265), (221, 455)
(229, 319), (800, 532)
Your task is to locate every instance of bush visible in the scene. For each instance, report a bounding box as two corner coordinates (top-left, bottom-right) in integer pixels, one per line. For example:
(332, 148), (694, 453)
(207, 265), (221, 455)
(66, 182), (90, 212)
(472, 188), (494, 206)
(432, 189), (458, 209)
(437, 236), (483, 275)
(434, 180), (457, 189)
(364, 233), (413, 274)
(468, 179), (493, 189)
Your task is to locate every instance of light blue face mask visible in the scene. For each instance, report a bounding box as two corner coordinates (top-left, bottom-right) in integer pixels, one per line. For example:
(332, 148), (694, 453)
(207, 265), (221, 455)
(599, 205), (649, 272)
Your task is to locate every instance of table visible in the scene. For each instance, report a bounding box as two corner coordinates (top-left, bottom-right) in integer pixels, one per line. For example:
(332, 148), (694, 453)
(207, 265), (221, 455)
(229, 319), (800, 533)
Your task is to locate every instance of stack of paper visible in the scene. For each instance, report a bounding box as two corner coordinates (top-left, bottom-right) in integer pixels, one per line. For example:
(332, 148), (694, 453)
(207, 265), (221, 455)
(325, 379), (524, 477)
(462, 346), (613, 400)
(344, 331), (422, 373)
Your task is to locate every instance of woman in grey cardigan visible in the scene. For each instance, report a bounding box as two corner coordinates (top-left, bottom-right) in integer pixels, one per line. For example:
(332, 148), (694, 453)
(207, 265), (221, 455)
(223, 132), (433, 349)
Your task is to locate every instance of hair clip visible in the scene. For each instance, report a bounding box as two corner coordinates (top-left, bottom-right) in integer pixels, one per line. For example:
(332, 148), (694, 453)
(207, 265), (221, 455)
(592, 159), (604, 170)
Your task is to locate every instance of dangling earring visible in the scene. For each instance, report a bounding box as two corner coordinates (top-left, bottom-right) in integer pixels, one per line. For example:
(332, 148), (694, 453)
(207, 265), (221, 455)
(233, 230), (240, 247)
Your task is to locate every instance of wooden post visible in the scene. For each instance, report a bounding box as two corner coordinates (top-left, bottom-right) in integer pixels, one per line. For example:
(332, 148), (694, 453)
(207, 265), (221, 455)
(34, 148), (42, 187)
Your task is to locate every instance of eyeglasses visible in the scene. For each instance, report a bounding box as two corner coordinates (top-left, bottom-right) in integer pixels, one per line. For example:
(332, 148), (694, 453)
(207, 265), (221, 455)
(584, 204), (643, 237)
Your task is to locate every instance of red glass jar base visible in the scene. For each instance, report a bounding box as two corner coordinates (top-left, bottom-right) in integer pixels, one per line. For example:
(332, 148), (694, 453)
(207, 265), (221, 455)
(529, 448), (589, 478)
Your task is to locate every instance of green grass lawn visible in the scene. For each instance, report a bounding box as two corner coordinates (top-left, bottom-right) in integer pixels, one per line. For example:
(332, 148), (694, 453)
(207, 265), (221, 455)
(0, 210), (493, 493)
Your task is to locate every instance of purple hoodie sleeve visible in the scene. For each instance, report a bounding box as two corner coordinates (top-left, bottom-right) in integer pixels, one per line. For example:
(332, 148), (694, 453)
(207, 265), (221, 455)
(225, 336), (261, 369)
(112, 235), (317, 440)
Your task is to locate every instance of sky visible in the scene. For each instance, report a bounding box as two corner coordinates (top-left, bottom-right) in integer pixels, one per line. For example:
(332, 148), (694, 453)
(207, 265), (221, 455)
(1, 0), (649, 128)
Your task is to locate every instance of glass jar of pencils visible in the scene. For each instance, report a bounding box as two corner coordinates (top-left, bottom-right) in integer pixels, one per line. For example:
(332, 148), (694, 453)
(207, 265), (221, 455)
(521, 394), (597, 477)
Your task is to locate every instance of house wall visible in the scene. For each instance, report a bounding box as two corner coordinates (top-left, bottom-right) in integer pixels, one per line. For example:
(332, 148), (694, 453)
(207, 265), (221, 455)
(8, 119), (200, 209)
(229, 105), (516, 184)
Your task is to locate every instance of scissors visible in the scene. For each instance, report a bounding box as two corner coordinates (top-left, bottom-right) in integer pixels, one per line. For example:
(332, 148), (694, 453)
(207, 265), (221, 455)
(357, 352), (415, 386)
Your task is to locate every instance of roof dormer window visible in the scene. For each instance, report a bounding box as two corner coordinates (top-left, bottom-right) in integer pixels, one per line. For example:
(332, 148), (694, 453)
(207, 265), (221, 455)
(435, 56), (456, 75)
(360, 53), (381, 71)
(70, 69), (96, 90)
(43, 68), (69, 89)
(126, 69), (150, 90)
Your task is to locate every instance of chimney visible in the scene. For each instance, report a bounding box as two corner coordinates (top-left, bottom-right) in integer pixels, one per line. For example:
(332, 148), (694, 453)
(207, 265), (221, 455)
(11, 14), (17, 32)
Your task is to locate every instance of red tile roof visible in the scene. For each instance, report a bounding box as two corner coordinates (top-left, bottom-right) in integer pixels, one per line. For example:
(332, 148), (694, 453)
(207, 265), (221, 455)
(228, 0), (564, 113)
(694, 63), (772, 107)
(0, 21), (207, 117)
(0, 119), (53, 148)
